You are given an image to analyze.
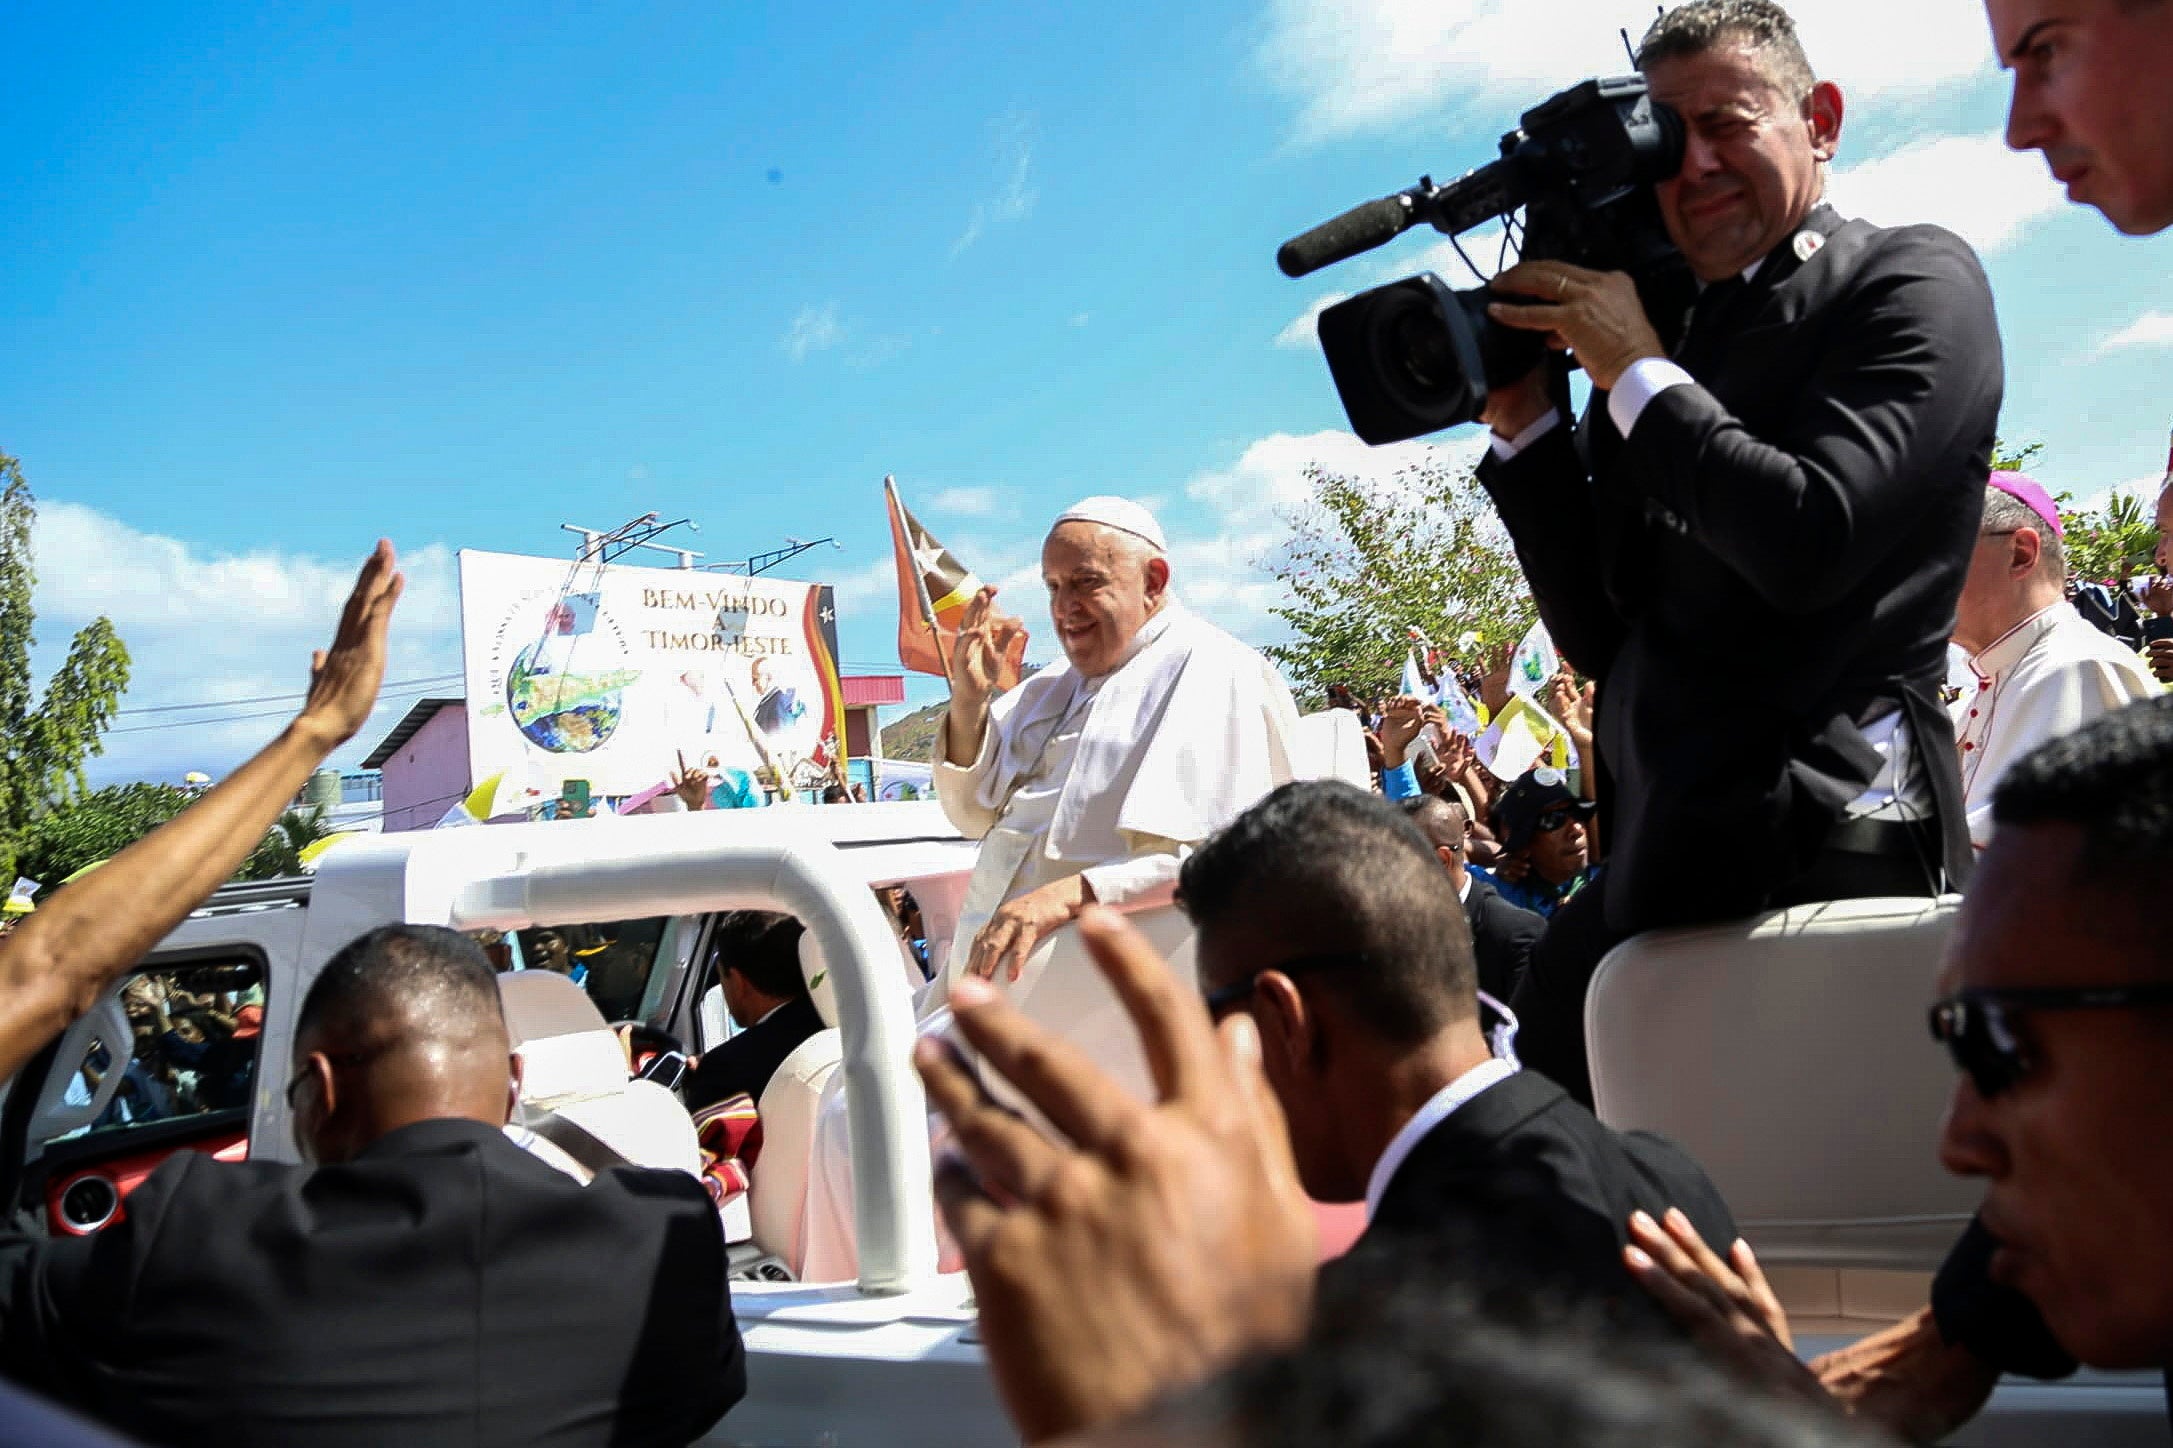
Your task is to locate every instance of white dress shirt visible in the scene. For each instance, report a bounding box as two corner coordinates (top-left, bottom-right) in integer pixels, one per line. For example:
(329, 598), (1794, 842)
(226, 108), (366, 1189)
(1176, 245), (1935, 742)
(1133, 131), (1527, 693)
(1958, 601), (2159, 850)
(1363, 1057), (1520, 1220)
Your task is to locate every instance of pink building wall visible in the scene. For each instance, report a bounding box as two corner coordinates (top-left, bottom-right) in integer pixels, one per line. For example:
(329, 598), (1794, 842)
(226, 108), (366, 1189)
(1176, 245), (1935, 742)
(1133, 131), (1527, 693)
(380, 706), (473, 832)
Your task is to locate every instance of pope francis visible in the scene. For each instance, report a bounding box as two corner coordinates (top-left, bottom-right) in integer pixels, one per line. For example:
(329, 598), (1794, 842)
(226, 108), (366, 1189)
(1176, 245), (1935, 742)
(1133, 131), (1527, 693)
(930, 495), (1302, 994)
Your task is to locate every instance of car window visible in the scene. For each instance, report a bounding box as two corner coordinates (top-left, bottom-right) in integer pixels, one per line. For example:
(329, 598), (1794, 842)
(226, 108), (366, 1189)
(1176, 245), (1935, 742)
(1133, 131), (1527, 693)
(510, 917), (672, 1024)
(45, 960), (264, 1147)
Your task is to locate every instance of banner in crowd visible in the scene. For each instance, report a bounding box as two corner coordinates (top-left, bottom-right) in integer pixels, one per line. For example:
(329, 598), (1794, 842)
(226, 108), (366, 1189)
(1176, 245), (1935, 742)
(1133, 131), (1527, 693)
(458, 549), (845, 804)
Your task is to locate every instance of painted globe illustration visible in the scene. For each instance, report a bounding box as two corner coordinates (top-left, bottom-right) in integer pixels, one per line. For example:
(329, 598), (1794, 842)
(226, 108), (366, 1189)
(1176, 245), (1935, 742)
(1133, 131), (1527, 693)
(505, 602), (638, 754)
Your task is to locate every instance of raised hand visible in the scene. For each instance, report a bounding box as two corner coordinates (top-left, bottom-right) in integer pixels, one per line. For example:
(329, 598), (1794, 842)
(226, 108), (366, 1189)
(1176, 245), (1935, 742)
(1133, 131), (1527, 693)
(950, 586), (1028, 712)
(669, 751), (713, 812)
(1377, 694), (1428, 769)
(946, 586), (1028, 766)
(1479, 640), (1515, 719)
(298, 540), (404, 749)
(916, 908), (1316, 1443)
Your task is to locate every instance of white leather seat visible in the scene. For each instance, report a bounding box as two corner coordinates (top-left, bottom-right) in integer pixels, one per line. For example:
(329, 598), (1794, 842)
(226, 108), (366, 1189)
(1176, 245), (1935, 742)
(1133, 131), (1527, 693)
(748, 1027), (845, 1269)
(498, 971), (702, 1179)
(1587, 896), (1977, 1271)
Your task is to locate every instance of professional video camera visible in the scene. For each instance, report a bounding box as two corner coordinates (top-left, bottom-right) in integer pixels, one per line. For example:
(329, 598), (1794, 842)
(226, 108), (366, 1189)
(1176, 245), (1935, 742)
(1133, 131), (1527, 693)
(1279, 76), (1696, 445)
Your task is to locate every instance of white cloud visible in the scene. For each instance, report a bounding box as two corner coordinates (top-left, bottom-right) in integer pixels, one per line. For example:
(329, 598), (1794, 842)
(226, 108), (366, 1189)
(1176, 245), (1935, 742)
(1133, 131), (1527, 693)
(2096, 312), (2173, 357)
(783, 302), (844, 361)
(1275, 292), (1351, 349)
(953, 111), (1038, 255)
(1826, 134), (2064, 254)
(1069, 312), (1091, 328)
(1258, 0), (2001, 144)
(1173, 430), (1487, 642)
(33, 501), (462, 786)
(827, 555), (899, 613)
(930, 486), (1000, 517)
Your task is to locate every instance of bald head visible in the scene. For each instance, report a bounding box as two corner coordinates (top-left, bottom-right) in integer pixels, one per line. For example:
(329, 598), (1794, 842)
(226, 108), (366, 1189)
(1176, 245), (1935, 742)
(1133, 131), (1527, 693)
(291, 925), (515, 1163)
(1041, 520), (1171, 678)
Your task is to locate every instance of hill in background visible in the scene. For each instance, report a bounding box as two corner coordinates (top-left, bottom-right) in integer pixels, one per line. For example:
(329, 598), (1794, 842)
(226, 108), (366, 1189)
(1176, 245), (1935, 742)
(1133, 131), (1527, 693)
(880, 702), (946, 763)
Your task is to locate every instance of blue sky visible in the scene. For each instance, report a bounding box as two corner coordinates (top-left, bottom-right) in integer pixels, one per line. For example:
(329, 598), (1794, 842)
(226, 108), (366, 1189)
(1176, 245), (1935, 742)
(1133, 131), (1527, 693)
(6, 0), (2171, 786)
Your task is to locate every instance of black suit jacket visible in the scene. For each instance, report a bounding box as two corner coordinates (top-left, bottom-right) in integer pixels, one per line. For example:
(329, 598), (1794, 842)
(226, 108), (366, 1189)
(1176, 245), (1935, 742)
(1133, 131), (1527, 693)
(0, 1119), (744, 1448)
(685, 992), (826, 1112)
(1464, 875), (1545, 1002)
(1478, 208), (1998, 933)
(1347, 1070), (1736, 1327)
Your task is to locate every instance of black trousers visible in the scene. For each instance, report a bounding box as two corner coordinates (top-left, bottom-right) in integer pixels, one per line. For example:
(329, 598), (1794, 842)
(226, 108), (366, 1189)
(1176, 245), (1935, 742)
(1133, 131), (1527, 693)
(1509, 816), (1947, 1109)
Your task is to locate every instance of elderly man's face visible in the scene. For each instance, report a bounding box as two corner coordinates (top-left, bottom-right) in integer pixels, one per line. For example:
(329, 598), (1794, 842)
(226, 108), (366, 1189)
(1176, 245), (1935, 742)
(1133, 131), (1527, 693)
(1936, 822), (2173, 1368)
(1645, 41), (1840, 282)
(751, 658), (775, 695)
(1990, 0), (2173, 235)
(1042, 522), (1168, 678)
(2155, 482), (2173, 574)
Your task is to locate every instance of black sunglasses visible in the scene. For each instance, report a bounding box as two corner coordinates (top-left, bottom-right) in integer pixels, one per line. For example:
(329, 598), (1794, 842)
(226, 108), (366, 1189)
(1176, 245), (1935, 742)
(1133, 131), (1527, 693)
(1532, 805), (1581, 836)
(1928, 984), (2173, 1098)
(1203, 952), (1368, 1017)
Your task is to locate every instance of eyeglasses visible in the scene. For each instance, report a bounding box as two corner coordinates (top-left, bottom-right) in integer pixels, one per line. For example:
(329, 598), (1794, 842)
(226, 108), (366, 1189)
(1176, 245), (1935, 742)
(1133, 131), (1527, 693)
(1202, 952), (1368, 1018)
(1927, 985), (2173, 1098)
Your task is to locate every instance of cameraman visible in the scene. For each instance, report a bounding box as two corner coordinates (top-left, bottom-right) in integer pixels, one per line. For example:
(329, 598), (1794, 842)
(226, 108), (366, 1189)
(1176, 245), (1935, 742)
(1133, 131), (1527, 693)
(1476, 0), (2001, 1103)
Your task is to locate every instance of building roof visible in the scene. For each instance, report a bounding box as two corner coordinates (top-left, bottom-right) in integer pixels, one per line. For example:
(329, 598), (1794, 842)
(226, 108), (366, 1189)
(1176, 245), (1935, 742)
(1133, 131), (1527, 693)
(361, 697), (465, 769)
(840, 674), (907, 707)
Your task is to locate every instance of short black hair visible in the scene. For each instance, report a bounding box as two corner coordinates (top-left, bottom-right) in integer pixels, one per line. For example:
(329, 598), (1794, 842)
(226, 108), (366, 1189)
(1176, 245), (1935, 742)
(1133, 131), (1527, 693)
(1637, 0), (1817, 104)
(714, 910), (809, 999)
(1992, 694), (2173, 909)
(1178, 781), (1476, 1043)
(1398, 795), (1467, 857)
(299, 924), (504, 1046)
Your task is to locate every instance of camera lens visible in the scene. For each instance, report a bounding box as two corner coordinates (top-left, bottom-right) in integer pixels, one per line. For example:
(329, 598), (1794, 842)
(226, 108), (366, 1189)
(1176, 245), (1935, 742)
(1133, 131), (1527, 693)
(1389, 302), (1459, 393)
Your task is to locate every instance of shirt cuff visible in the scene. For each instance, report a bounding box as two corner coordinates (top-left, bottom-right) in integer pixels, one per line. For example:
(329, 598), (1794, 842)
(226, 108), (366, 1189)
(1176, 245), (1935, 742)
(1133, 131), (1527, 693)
(1487, 409), (1562, 461)
(1079, 852), (1183, 909)
(1606, 357), (1696, 440)
(1381, 760), (1421, 800)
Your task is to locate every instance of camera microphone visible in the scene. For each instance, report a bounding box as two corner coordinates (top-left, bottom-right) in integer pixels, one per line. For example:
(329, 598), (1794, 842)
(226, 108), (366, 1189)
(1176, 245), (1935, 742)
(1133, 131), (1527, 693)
(1277, 191), (1421, 278)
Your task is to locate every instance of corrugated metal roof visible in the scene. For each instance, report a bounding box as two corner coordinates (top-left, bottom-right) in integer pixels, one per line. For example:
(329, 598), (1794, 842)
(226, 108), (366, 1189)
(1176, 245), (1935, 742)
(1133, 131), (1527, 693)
(840, 674), (907, 707)
(361, 697), (464, 769)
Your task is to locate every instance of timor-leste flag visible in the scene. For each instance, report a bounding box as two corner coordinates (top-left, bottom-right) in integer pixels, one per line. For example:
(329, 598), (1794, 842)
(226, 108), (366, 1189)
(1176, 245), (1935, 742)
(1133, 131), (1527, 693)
(886, 476), (1025, 689)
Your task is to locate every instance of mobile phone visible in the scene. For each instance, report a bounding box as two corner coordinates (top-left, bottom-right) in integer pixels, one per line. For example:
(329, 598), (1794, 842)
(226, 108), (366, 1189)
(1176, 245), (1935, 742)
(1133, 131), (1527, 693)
(562, 779), (592, 818)
(639, 1050), (690, 1092)
(2145, 617), (2173, 644)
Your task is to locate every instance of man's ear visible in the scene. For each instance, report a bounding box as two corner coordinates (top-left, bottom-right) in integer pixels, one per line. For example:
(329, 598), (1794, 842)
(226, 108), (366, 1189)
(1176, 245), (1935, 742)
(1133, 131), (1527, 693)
(2012, 526), (2043, 578)
(505, 1053), (524, 1123)
(1806, 80), (1844, 162)
(1143, 554), (1171, 604)
(1436, 844), (1462, 872)
(1252, 971), (1315, 1077)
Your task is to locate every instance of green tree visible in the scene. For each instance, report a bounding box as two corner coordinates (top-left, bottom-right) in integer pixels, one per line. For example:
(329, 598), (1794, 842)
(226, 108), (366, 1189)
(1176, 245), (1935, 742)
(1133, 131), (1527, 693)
(13, 782), (193, 886)
(2062, 490), (2159, 584)
(237, 803), (335, 881)
(1266, 454), (1535, 705)
(0, 452), (132, 876)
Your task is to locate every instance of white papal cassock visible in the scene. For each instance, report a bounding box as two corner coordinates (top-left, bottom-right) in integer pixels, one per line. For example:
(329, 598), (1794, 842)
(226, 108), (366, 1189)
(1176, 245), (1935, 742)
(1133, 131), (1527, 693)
(796, 599), (1302, 1281)
(929, 600), (1302, 996)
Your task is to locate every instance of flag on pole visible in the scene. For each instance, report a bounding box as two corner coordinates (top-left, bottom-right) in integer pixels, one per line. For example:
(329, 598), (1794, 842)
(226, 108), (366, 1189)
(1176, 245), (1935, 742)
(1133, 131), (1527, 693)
(1508, 620), (1560, 702)
(886, 476), (1024, 690)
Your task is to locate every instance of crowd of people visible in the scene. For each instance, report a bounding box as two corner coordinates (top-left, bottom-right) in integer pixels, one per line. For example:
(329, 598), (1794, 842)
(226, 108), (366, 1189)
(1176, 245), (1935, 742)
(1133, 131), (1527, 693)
(7, 0), (2173, 1444)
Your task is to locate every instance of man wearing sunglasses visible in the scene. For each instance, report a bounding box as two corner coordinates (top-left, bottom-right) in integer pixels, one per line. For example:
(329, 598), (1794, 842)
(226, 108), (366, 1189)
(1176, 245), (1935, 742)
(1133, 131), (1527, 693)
(1631, 695), (2173, 1435)
(1177, 780), (1736, 1324)
(1479, 771), (1599, 920)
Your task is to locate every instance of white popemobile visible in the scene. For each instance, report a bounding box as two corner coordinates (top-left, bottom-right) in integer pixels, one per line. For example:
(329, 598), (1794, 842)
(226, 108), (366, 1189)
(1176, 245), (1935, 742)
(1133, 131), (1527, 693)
(4, 789), (2165, 1445)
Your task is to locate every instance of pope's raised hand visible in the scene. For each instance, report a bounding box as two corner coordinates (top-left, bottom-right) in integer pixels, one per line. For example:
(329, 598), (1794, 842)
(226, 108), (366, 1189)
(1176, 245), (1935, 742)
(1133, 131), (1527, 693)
(951, 586), (1027, 713)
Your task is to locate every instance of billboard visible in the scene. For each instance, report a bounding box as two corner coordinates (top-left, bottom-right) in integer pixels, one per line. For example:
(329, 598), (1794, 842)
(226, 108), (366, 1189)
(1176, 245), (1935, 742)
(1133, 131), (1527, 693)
(458, 549), (844, 803)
